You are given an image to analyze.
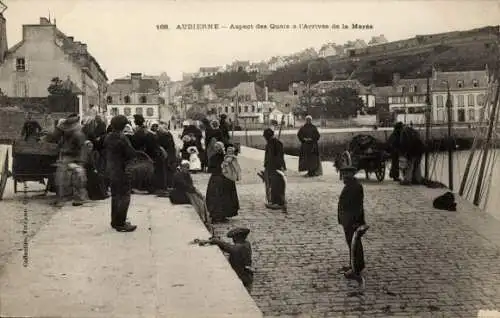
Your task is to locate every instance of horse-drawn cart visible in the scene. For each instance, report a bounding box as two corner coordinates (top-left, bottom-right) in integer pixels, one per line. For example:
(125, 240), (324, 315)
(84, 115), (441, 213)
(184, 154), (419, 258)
(335, 134), (389, 182)
(0, 140), (59, 200)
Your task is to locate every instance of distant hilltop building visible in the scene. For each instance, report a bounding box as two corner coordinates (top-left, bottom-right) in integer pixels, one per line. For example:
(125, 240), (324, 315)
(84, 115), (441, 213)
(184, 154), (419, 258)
(368, 35), (388, 46)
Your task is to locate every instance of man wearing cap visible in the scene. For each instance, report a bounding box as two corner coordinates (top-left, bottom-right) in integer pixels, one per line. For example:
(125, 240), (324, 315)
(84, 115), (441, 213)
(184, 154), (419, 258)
(387, 122), (403, 181)
(104, 115), (138, 232)
(52, 113), (88, 207)
(338, 165), (366, 280)
(262, 128), (287, 209)
(209, 227), (253, 292)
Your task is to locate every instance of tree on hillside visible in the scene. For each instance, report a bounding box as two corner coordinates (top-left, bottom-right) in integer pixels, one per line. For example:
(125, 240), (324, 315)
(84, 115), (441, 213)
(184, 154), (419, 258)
(312, 87), (364, 119)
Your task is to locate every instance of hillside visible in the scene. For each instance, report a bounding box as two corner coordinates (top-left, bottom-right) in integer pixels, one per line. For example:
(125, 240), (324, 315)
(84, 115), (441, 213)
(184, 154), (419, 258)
(267, 27), (499, 89)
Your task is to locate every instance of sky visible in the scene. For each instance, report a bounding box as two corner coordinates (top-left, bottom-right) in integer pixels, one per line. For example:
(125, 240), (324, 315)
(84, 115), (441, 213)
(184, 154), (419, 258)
(3, 0), (500, 81)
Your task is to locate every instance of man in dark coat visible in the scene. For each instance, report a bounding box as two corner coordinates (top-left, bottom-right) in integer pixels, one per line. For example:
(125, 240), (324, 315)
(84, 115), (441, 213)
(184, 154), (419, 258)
(104, 115), (137, 232)
(131, 114), (158, 160)
(219, 114), (231, 145)
(338, 165), (366, 281)
(399, 125), (425, 185)
(21, 112), (43, 142)
(297, 115), (322, 177)
(387, 122), (403, 181)
(262, 128), (287, 210)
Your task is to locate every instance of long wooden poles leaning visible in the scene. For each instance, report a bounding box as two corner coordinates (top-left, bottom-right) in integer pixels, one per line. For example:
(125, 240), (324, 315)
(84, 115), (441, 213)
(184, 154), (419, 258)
(232, 91), (238, 140)
(473, 78), (500, 205)
(424, 76), (431, 180)
(446, 84), (454, 190)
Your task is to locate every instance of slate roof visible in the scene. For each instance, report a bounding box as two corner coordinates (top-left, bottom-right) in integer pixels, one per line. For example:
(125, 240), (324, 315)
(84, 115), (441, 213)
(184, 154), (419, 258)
(108, 77), (160, 94)
(431, 69), (490, 91)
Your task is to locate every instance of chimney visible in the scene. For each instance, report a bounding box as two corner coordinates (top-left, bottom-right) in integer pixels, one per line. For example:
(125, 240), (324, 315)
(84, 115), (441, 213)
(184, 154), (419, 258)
(0, 13), (7, 64)
(40, 17), (51, 25)
(68, 36), (74, 42)
(392, 73), (400, 85)
(131, 73), (142, 91)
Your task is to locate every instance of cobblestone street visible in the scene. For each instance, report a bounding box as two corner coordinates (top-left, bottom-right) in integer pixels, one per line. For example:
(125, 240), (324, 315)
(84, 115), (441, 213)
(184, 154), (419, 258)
(194, 155), (500, 317)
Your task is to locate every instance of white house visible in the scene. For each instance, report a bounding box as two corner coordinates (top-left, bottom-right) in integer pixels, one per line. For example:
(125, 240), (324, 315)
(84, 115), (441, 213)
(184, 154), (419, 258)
(106, 73), (163, 127)
(268, 109), (295, 127)
(0, 16), (108, 119)
(431, 67), (490, 124)
(311, 79), (376, 108)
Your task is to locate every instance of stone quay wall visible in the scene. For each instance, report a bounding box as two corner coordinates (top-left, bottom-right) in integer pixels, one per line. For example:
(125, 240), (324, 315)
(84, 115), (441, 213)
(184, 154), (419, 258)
(230, 126), (477, 158)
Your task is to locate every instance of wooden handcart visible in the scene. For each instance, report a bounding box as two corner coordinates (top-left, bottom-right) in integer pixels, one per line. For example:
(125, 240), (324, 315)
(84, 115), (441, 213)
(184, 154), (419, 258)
(0, 140), (59, 200)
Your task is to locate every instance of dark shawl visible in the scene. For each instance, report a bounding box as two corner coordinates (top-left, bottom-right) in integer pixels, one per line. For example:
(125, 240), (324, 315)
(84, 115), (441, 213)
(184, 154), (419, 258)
(264, 137), (286, 171)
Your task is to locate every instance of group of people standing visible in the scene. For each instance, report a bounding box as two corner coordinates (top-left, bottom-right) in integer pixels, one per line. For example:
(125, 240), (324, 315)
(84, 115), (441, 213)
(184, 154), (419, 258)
(387, 121), (425, 185)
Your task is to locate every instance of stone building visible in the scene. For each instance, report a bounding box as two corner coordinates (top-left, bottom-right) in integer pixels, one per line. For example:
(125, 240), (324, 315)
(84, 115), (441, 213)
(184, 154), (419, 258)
(106, 73), (163, 127)
(0, 16), (108, 119)
(431, 66), (490, 123)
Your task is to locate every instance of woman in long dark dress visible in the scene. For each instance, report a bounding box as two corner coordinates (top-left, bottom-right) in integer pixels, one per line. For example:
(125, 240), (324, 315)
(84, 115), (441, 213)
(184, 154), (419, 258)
(297, 115), (323, 177)
(206, 141), (239, 223)
(170, 160), (196, 204)
(82, 140), (108, 200)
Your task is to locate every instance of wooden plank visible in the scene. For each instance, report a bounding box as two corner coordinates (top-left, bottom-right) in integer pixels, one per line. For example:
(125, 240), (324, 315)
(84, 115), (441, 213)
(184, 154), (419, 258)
(0, 148), (9, 200)
(12, 140), (59, 156)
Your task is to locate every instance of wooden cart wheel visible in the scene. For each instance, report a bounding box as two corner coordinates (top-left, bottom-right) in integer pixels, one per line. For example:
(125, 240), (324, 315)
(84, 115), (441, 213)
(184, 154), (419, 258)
(0, 149), (9, 200)
(376, 165), (386, 182)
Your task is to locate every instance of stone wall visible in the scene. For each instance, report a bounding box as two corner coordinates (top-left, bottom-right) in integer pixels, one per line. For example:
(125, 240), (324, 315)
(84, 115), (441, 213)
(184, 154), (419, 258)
(231, 126), (475, 157)
(0, 108), (71, 143)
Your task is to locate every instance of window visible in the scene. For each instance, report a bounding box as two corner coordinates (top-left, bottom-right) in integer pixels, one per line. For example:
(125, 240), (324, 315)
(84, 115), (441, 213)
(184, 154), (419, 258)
(225, 106), (228, 113)
(457, 95), (464, 107)
(135, 107), (143, 115)
(479, 108), (485, 121)
(437, 109), (445, 122)
(473, 80), (479, 88)
(251, 105), (255, 112)
(106, 96), (113, 104)
(458, 109), (465, 122)
(16, 58), (25, 71)
(408, 96), (414, 103)
(468, 94), (474, 106)
(436, 95), (444, 107)
(217, 107), (222, 114)
(477, 94), (485, 106)
(400, 86), (405, 93)
(457, 80), (463, 88)
(257, 108), (262, 113)
(111, 107), (119, 116)
(414, 85), (418, 93)
(124, 107), (131, 116)
(468, 109), (475, 122)
(409, 86), (414, 93)
(244, 106), (248, 112)
(124, 96), (130, 104)
(293, 90), (298, 95)
(238, 106), (241, 113)
(140, 96), (147, 104)
(146, 107), (154, 117)
(231, 107), (235, 113)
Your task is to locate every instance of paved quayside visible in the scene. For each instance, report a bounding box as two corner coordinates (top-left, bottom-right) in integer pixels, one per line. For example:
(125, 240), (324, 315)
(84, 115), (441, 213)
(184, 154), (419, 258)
(195, 145), (500, 318)
(0, 145), (262, 318)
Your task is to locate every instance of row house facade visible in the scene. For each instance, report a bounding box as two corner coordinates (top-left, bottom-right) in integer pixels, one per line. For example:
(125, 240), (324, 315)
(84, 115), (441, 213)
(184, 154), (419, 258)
(207, 82), (275, 125)
(194, 66), (220, 78)
(106, 73), (163, 127)
(387, 74), (429, 124)
(431, 68), (490, 124)
(0, 16), (108, 120)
